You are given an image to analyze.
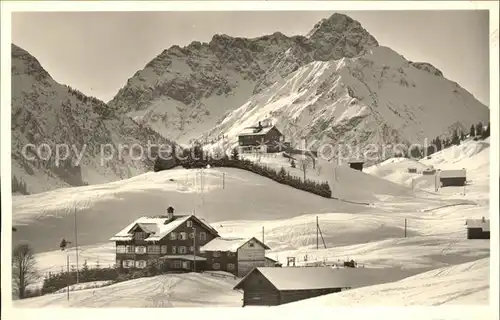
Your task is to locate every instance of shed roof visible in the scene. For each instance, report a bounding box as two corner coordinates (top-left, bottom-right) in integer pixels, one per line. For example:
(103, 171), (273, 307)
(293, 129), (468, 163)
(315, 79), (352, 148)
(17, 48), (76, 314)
(439, 169), (466, 178)
(200, 236), (270, 252)
(238, 125), (279, 137)
(234, 267), (400, 291)
(109, 215), (218, 242)
(466, 218), (490, 231)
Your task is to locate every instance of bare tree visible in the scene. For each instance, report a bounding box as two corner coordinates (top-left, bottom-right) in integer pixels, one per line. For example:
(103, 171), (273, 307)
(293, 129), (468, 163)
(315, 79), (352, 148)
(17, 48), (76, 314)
(298, 157), (312, 181)
(12, 243), (38, 299)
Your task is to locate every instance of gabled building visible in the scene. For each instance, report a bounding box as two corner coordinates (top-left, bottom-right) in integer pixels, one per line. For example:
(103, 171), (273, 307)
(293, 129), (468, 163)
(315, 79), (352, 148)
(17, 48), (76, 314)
(465, 217), (490, 239)
(233, 266), (412, 306)
(200, 237), (271, 277)
(238, 121), (285, 153)
(109, 206), (219, 271)
(439, 169), (466, 187)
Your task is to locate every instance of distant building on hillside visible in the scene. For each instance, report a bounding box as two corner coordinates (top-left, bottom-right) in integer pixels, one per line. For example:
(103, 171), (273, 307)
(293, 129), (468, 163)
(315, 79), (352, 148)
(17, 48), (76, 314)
(237, 120), (285, 153)
(200, 237), (271, 277)
(465, 217), (490, 239)
(109, 206), (219, 272)
(348, 160), (364, 171)
(439, 169), (466, 187)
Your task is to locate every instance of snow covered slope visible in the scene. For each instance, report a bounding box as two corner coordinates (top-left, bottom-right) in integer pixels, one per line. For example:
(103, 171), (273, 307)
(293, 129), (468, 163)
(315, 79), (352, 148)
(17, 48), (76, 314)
(365, 138), (490, 201)
(108, 13), (378, 144)
(14, 272), (242, 308)
(204, 46), (489, 160)
(11, 44), (174, 194)
(287, 258), (489, 306)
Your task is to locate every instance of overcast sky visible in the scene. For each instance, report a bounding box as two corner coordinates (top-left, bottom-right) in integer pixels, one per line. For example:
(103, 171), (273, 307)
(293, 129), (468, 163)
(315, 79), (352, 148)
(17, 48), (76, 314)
(11, 10), (490, 105)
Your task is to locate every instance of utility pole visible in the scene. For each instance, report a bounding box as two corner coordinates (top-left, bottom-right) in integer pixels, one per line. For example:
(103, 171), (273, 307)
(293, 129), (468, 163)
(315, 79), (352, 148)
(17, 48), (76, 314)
(262, 226), (265, 244)
(316, 216), (319, 250)
(67, 254), (70, 300)
(192, 227), (196, 273)
(404, 218), (407, 238)
(222, 172), (225, 190)
(74, 206), (79, 284)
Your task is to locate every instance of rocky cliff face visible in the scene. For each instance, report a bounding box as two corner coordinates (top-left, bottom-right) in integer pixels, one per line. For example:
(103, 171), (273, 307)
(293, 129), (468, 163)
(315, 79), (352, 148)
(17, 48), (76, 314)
(11, 44), (173, 194)
(108, 13), (378, 144)
(202, 46), (489, 164)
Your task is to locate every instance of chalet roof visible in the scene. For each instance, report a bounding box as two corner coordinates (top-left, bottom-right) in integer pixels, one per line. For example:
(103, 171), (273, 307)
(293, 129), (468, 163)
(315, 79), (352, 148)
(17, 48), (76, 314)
(109, 215), (218, 242)
(200, 237), (270, 252)
(238, 125), (278, 137)
(234, 267), (401, 291)
(466, 218), (490, 231)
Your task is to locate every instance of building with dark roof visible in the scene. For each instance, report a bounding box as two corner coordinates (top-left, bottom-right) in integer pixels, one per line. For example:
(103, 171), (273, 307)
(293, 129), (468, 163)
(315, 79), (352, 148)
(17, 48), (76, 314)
(465, 217), (490, 239)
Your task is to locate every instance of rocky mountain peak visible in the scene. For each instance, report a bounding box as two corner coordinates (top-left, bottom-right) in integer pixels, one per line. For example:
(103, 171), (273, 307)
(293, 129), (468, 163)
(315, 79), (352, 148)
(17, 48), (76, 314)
(11, 43), (51, 81)
(307, 13), (379, 61)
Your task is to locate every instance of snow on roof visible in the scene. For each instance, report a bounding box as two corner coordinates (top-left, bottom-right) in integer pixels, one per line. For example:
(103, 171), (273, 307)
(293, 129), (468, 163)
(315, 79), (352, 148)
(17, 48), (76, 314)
(158, 255), (207, 261)
(109, 215), (217, 242)
(466, 219), (490, 231)
(439, 169), (466, 178)
(201, 237), (270, 252)
(234, 267), (402, 291)
(238, 125), (276, 137)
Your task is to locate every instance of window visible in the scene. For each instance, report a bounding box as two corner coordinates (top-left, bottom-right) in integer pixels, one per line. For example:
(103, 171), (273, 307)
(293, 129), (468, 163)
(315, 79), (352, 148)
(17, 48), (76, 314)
(123, 260), (135, 268)
(126, 245), (135, 253)
(135, 246), (146, 254)
(148, 245), (160, 254)
(199, 232), (207, 241)
(179, 232), (188, 240)
(173, 261), (181, 269)
(116, 245), (126, 253)
(189, 232), (195, 239)
(172, 246), (177, 254)
(135, 260), (147, 269)
(135, 232), (147, 240)
(227, 252), (235, 257)
(213, 251), (221, 258)
(248, 242), (255, 248)
(187, 220), (193, 228)
(170, 232), (177, 240)
(189, 246), (194, 252)
(227, 263), (235, 270)
(161, 245), (168, 254)
(179, 246), (187, 254)
(182, 261), (190, 269)
(213, 263), (220, 270)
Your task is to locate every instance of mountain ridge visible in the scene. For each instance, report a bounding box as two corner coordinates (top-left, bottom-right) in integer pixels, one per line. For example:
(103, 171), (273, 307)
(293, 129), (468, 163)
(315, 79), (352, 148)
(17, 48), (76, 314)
(11, 43), (176, 195)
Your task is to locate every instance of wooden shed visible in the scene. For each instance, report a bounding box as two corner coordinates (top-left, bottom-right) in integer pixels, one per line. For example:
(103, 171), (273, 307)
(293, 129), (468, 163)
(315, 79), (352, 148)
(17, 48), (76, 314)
(348, 161), (364, 171)
(233, 267), (403, 306)
(465, 217), (490, 239)
(439, 169), (466, 187)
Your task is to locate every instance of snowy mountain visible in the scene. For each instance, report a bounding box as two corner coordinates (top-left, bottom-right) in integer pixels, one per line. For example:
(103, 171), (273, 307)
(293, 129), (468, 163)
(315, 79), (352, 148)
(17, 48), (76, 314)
(205, 46), (489, 161)
(11, 44), (175, 194)
(108, 13), (378, 144)
(108, 12), (488, 155)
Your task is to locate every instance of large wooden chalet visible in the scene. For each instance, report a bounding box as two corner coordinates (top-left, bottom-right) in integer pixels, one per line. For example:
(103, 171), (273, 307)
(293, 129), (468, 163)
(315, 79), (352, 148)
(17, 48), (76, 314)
(238, 121), (285, 153)
(110, 207), (275, 276)
(109, 206), (219, 272)
(200, 237), (270, 277)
